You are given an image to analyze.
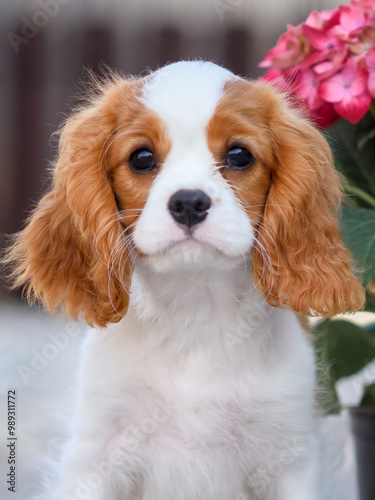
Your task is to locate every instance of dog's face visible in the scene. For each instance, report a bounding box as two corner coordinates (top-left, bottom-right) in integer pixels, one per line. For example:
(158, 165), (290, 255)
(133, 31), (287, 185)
(7, 61), (365, 326)
(115, 63), (269, 272)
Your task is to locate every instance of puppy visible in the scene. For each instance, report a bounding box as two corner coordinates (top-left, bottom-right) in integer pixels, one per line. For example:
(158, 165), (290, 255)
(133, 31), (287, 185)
(7, 60), (364, 500)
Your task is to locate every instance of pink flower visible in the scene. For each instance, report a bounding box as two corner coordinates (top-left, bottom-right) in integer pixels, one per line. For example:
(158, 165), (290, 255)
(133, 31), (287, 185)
(304, 11), (326, 29)
(366, 45), (375, 68)
(258, 1), (375, 128)
(340, 4), (367, 32)
(299, 21), (348, 80)
(312, 47), (348, 79)
(260, 68), (340, 128)
(302, 24), (344, 52)
(295, 68), (324, 110)
(300, 47), (331, 70)
(260, 68), (283, 81)
(353, 0), (375, 19)
(259, 68), (293, 93)
(259, 25), (308, 69)
(260, 68), (301, 95)
(304, 10), (338, 30)
(312, 101), (340, 128)
(348, 25), (375, 56)
(318, 59), (371, 123)
(330, 4), (373, 48)
(365, 45), (375, 96)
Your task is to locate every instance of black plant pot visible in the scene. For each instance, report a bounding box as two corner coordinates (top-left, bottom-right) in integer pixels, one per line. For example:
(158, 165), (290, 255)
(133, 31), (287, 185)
(350, 407), (375, 500)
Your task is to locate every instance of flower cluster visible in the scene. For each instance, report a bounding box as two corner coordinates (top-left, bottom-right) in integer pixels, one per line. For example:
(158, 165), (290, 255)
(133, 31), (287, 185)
(259, 0), (375, 126)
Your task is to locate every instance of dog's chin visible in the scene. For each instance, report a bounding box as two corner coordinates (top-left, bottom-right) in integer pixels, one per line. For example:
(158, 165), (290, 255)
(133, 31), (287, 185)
(140, 238), (249, 273)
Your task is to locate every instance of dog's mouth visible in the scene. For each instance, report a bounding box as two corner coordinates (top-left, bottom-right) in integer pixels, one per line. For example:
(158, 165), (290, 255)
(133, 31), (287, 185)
(137, 233), (248, 273)
(132, 212), (255, 272)
(165, 228), (229, 252)
(158, 235), (217, 257)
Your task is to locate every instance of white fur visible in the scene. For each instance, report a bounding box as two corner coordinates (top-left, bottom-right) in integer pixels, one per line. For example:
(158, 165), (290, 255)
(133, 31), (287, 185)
(35, 61), (338, 500)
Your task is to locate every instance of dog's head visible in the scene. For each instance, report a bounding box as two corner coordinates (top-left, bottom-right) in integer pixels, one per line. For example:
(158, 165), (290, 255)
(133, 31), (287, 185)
(6, 61), (365, 326)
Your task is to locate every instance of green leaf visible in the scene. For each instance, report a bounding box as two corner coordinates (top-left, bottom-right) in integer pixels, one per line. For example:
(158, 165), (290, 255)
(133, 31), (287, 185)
(365, 291), (375, 313)
(327, 113), (375, 201)
(340, 205), (375, 286)
(320, 320), (375, 383)
(364, 322), (375, 337)
(314, 320), (342, 414)
(360, 382), (375, 407)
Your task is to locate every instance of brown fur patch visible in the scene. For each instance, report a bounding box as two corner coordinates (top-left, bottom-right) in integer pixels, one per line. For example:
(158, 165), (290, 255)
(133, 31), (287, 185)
(207, 80), (274, 229)
(208, 79), (365, 317)
(3, 75), (170, 327)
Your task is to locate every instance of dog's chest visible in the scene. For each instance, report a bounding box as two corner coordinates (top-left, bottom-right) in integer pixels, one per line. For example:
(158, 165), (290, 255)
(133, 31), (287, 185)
(92, 304), (315, 498)
(143, 351), (266, 450)
(115, 321), (295, 457)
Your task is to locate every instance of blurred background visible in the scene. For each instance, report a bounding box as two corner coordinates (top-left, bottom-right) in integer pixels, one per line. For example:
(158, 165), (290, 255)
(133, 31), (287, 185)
(1, 1), (359, 499)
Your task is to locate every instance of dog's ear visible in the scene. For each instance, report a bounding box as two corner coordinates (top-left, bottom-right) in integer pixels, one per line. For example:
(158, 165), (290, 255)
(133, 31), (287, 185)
(252, 86), (365, 316)
(5, 79), (134, 327)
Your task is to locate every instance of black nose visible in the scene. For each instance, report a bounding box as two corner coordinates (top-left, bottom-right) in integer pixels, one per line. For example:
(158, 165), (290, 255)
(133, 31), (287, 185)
(168, 189), (212, 228)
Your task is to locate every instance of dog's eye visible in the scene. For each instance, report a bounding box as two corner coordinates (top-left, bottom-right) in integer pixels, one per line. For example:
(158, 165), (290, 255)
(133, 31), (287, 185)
(129, 148), (155, 173)
(226, 146), (255, 170)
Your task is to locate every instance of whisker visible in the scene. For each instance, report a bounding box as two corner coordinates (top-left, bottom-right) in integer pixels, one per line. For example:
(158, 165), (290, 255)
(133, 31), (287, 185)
(252, 237), (275, 301)
(93, 210), (142, 266)
(104, 219), (140, 316)
(241, 203), (305, 219)
(106, 227), (128, 317)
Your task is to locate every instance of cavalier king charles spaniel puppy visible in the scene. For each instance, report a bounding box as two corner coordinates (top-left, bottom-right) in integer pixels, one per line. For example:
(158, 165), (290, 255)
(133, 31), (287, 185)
(7, 60), (365, 500)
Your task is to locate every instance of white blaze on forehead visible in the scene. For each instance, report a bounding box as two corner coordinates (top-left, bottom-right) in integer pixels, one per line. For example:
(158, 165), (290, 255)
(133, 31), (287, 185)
(141, 61), (236, 139)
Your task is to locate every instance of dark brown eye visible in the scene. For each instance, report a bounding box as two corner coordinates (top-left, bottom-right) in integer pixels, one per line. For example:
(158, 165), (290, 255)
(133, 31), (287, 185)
(129, 148), (155, 173)
(226, 146), (255, 170)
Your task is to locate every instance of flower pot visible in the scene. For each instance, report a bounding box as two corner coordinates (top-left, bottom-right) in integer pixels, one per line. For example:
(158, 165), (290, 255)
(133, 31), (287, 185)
(350, 407), (375, 500)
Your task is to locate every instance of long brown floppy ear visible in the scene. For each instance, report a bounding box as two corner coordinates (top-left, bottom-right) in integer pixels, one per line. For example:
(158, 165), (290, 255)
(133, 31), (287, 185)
(4, 78), (133, 327)
(252, 87), (365, 316)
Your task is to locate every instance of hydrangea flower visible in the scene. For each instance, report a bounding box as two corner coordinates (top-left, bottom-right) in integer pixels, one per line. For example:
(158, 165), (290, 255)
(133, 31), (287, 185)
(259, 0), (375, 126)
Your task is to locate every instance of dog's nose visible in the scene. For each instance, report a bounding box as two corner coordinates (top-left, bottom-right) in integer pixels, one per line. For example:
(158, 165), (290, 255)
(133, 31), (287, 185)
(168, 189), (212, 228)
